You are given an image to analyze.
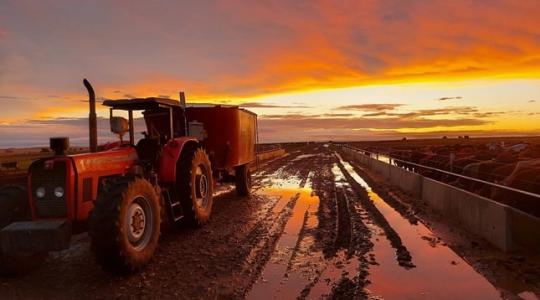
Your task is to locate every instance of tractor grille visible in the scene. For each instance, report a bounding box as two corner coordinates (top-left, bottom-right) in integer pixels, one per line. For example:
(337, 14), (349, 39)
(31, 160), (68, 218)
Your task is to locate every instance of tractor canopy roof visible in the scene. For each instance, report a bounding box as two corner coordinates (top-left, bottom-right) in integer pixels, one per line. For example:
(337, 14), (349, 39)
(102, 97), (181, 111)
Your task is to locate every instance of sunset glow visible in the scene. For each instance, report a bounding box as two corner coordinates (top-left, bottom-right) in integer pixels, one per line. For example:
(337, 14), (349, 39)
(1, 0), (539, 146)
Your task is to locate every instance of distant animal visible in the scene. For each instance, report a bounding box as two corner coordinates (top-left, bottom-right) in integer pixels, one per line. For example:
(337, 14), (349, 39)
(491, 159), (540, 217)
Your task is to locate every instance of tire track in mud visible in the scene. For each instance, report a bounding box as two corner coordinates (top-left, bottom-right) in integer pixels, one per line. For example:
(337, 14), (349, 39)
(311, 154), (340, 259)
(238, 194), (301, 296)
(299, 152), (374, 299)
(246, 153), (328, 297)
(234, 150), (323, 297)
(336, 156), (416, 269)
(321, 186), (373, 300)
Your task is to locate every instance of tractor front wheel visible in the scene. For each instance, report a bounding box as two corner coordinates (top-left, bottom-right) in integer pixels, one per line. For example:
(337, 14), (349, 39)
(89, 178), (161, 272)
(178, 146), (214, 227)
(235, 164), (252, 196)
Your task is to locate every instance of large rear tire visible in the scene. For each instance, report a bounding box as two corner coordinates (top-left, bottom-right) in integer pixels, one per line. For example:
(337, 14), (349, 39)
(89, 178), (161, 272)
(178, 146), (214, 227)
(0, 185), (46, 276)
(235, 164), (251, 196)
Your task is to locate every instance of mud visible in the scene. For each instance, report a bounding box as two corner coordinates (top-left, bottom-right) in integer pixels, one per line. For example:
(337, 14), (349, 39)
(0, 143), (539, 299)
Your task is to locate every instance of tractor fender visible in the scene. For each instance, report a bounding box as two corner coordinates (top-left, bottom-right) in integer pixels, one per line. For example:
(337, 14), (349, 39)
(159, 137), (199, 183)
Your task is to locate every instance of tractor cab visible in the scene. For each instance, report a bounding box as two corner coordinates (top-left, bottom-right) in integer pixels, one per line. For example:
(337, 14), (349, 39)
(102, 97), (187, 169)
(103, 97), (186, 144)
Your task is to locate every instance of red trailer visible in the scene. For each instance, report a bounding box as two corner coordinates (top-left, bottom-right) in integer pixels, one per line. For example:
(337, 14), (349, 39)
(186, 105), (256, 194)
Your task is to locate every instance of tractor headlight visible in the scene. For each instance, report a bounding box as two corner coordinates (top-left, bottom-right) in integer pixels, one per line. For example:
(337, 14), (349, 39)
(36, 187), (46, 198)
(54, 186), (64, 198)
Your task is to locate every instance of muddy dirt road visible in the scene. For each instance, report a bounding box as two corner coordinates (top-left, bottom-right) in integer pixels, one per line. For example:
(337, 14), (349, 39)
(1, 144), (539, 299)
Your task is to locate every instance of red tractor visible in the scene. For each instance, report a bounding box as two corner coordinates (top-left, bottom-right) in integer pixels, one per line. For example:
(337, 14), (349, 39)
(0, 79), (256, 273)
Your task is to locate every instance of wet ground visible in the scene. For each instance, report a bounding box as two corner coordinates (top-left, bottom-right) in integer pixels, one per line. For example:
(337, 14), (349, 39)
(1, 144), (539, 299)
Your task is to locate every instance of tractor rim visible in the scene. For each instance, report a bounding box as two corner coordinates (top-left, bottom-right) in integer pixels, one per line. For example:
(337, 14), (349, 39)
(126, 196), (153, 251)
(194, 164), (210, 208)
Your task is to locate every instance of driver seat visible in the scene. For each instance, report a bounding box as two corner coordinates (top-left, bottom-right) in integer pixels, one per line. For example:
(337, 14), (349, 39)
(136, 137), (161, 164)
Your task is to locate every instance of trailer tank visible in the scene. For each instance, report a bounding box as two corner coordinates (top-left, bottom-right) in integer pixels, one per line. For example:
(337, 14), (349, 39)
(185, 105), (257, 170)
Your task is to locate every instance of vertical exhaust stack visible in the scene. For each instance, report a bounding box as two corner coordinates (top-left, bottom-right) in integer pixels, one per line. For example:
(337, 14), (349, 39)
(179, 91), (188, 136)
(83, 78), (98, 152)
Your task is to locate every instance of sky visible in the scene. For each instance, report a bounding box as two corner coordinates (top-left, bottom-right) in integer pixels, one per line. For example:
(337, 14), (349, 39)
(1, 0), (539, 147)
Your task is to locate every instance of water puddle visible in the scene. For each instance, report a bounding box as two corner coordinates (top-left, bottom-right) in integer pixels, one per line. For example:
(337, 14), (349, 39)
(292, 154), (318, 162)
(337, 154), (503, 299)
(247, 176), (320, 300)
(308, 250), (360, 298)
(213, 182), (235, 198)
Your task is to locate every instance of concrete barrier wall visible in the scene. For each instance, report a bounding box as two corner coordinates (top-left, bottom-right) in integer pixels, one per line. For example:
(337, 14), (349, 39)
(509, 209), (540, 252)
(422, 178), (511, 251)
(389, 165), (423, 198)
(450, 185), (512, 251)
(342, 147), (540, 253)
(371, 159), (390, 179)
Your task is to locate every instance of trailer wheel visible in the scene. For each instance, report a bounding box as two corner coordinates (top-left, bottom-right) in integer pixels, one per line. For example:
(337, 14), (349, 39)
(0, 185), (46, 276)
(89, 177), (161, 272)
(178, 146), (214, 227)
(235, 164), (251, 196)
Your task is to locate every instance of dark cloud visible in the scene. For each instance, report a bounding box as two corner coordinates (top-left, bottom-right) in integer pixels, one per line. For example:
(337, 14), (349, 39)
(407, 106), (478, 116)
(336, 104), (404, 111)
(261, 114), (310, 119)
(239, 102), (310, 108)
(438, 96), (462, 101)
(80, 97), (110, 103)
(472, 111), (506, 118)
(0, 95), (22, 101)
(362, 111), (389, 117)
(529, 100), (536, 103)
(322, 113), (354, 117)
(261, 112), (355, 119)
(360, 106), (479, 118)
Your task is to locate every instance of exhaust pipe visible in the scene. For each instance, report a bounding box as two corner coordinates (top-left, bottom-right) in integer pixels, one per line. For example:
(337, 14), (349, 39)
(83, 78), (97, 152)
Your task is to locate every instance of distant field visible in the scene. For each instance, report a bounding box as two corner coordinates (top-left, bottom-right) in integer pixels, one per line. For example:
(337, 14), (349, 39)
(0, 148), (88, 185)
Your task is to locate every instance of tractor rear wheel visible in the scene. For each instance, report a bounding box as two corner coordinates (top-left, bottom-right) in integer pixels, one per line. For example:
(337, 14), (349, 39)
(235, 164), (252, 196)
(0, 185), (46, 276)
(89, 177), (161, 272)
(178, 146), (214, 227)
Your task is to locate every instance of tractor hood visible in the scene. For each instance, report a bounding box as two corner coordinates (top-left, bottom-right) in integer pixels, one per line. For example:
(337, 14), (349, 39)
(69, 146), (137, 174)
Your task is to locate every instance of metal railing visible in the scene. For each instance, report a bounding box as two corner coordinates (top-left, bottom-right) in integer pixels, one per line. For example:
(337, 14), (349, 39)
(342, 145), (540, 200)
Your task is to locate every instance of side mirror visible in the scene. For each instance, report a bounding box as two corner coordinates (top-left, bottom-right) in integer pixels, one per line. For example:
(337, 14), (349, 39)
(110, 117), (129, 142)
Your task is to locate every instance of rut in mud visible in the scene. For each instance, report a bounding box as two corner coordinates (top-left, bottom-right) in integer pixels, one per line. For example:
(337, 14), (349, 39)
(0, 144), (539, 299)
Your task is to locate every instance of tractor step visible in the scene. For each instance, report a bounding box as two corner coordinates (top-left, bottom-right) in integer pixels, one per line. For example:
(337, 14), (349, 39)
(162, 189), (184, 222)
